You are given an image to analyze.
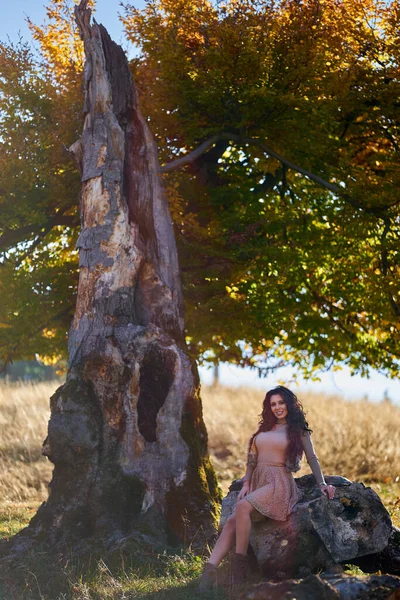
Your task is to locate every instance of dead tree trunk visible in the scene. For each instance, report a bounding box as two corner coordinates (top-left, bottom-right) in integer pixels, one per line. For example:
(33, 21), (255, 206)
(10, 0), (220, 552)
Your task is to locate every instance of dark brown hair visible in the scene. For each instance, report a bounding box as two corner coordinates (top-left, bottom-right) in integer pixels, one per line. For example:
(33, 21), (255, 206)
(248, 386), (312, 465)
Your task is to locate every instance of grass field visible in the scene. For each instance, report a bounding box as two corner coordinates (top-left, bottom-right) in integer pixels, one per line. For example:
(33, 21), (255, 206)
(203, 385), (400, 499)
(0, 379), (399, 599)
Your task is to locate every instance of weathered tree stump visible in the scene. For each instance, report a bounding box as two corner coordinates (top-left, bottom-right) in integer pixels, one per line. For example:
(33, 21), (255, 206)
(222, 475), (398, 579)
(1, 0), (220, 556)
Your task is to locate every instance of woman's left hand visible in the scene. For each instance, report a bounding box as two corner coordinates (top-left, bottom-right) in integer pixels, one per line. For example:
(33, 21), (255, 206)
(320, 484), (336, 500)
(238, 480), (250, 501)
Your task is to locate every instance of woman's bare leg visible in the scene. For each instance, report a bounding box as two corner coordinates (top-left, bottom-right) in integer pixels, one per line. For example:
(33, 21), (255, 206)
(208, 514), (236, 566)
(235, 499), (255, 554)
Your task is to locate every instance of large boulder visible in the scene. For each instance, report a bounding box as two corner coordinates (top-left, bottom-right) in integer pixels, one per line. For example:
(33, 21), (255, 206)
(351, 527), (400, 576)
(221, 475), (395, 578)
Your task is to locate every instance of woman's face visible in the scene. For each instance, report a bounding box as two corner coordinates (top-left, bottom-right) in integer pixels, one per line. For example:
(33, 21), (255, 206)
(270, 394), (288, 421)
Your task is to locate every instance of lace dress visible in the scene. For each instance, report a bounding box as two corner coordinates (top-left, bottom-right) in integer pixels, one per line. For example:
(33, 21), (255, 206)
(244, 427), (324, 521)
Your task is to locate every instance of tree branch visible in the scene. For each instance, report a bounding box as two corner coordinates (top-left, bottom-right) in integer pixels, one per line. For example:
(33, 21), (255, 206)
(160, 132), (396, 217)
(160, 135), (222, 173)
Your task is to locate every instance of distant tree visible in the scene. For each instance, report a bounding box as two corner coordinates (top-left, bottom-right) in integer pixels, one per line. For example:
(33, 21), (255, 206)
(0, 359), (61, 381)
(1, 0), (399, 379)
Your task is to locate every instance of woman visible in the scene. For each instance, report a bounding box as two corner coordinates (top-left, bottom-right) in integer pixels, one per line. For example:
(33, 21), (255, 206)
(199, 386), (336, 590)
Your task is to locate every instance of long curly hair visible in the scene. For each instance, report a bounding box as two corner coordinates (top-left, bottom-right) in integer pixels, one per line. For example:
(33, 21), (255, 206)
(248, 386), (312, 466)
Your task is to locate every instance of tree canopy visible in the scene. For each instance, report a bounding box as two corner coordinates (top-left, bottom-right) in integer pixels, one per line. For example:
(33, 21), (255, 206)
(1, 0), (399, 378)
(0, 1), (88, 369)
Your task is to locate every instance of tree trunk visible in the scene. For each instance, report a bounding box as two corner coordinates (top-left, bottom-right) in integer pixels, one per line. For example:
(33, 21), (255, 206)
(10, 0), (220, 553)
(212, 364), (220, 387)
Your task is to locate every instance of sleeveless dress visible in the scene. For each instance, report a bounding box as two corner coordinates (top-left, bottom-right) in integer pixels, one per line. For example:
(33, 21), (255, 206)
(244, 427), (303, 521)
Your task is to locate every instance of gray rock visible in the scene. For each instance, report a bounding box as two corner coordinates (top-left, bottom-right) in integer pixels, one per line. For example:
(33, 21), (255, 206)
(325, 573), (400, 600)
(240, 573), (400, 600)
(240, 574), (339, 599)
(351, 527), (400, 575)
(308, 481), (392, 562)
(222, 475), (393, 578)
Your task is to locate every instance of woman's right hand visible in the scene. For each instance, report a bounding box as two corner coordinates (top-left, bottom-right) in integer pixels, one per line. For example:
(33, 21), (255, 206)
(238, 480), (250, 501)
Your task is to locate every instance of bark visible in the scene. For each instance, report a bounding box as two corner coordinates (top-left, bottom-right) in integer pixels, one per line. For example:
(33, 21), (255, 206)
(7, 0), (220, 554)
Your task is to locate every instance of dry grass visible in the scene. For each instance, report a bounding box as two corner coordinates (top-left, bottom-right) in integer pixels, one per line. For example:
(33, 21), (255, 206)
(0, 379), (399, 599)
(0, 379), (399, 508)
(202, 384), (400, 493)
(0, 379), (55, 504)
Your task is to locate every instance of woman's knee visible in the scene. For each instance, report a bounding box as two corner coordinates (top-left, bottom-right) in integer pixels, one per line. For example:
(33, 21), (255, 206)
(224, 514), (236, 531)
(236, 499), (252, 517)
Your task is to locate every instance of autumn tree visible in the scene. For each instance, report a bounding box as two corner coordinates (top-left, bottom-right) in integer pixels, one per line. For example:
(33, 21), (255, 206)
(1, 0), (399, 375)
(0, 0), (399, 557)
(122, 0), (400, 377)
(0, 2), (83, 370)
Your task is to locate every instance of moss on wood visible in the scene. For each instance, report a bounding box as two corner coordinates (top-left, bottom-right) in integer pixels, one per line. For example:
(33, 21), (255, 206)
(165, 382), (222, 547)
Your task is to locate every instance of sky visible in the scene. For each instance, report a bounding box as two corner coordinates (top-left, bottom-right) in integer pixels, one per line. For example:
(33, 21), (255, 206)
(3, 1), (400, 404)
(198, 362), (400, 404)
(0, 0), (144, 52)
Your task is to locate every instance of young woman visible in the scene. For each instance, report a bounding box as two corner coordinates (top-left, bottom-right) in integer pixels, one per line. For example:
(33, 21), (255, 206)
(199, 385), (335, 589)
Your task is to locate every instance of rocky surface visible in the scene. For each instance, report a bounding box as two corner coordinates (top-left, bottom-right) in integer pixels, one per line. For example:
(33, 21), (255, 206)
(352, 527), (400, 576)
(222, 475), (395, 578)
(240, 573), (400, 600)
(325, 573), (400, 600)
(240, 574), (339, 599)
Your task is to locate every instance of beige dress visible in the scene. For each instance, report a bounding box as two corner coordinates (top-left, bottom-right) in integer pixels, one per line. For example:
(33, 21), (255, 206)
(245, 426), (315, 521)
